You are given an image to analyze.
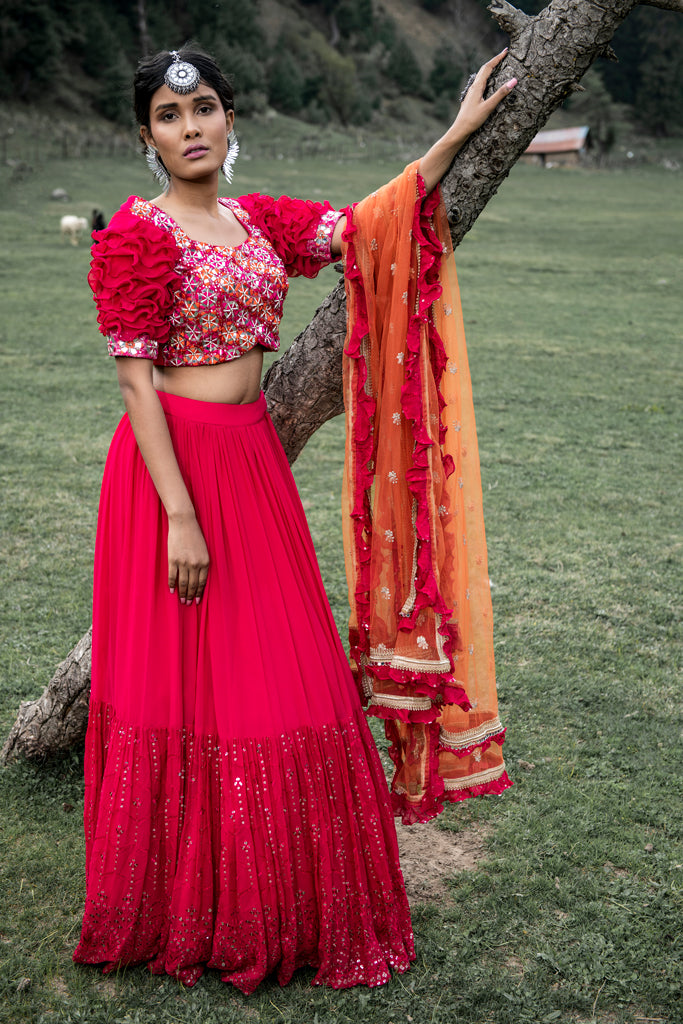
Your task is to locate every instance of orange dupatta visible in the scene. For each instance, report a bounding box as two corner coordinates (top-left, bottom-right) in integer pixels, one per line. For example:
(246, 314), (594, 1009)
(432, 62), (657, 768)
(341, 162), (512, 824)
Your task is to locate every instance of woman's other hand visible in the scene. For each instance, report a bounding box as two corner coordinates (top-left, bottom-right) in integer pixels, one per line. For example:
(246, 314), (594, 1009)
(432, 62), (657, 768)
(167, 511), (210, 605)
(419, 48), (517, 193)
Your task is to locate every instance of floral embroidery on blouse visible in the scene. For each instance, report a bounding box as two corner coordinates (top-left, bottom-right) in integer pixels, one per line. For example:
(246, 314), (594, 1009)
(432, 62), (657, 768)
(119, 197), (288, 367)
(92, 194), (341, 367)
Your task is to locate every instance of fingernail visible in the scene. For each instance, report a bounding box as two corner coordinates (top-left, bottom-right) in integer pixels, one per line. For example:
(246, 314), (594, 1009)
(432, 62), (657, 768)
(195, 596), (201, 605)
(180, 597), (185, 605)
(169, 586), (175, 594)
(506, 77), (518, 89)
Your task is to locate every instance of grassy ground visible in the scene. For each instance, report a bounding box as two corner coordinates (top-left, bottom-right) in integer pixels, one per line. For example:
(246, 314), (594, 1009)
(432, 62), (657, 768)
(0, 144), (681, 1024)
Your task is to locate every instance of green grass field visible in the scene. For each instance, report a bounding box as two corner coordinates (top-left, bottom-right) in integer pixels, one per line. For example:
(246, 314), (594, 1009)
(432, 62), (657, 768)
(0, 138), (681, 1024)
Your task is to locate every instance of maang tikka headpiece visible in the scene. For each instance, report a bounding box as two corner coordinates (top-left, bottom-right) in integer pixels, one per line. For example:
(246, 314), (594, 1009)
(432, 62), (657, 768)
(164, 50), (200, 94)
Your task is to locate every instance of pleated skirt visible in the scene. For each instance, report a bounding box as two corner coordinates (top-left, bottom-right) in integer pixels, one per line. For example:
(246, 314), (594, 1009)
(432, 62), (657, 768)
(73, 391), (414, 992)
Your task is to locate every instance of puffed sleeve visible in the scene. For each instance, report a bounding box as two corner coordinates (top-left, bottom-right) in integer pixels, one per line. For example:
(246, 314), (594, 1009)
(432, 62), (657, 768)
(237, 192), (343, 279)
(88, 198), (182, 359)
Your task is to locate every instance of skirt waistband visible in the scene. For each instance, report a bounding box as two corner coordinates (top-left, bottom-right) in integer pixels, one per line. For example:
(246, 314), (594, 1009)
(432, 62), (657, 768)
(157, 390), (267, 426)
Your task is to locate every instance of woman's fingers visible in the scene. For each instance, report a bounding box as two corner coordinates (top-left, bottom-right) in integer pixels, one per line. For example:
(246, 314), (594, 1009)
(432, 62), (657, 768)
(184, 564), (203, 604)
(462, 49), (517, 127)
(486, 77), (518, 112)
(167, 517), (210, 605)
(172, 564), (203, 605)
(176, 565), (190, 604)
(472, 47), (508, 91)
(489, 46), (509, 67)
(195, 566), (209, 605)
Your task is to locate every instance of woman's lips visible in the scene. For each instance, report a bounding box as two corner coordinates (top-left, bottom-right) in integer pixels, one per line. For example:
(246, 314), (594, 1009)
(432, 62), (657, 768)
(184, 147), (208, 159)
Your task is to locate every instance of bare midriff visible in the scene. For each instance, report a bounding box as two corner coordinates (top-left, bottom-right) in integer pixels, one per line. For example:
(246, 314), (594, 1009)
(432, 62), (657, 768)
(153, 346), (264, 405)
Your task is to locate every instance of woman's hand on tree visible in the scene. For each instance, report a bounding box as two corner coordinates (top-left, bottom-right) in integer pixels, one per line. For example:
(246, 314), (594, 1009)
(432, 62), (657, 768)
(454, 48), (517, 138)
(167, 512), (210, 605)
(419, 48), (517, 193)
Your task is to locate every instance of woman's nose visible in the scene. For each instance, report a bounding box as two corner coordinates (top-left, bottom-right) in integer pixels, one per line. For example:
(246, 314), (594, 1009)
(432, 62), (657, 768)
(183, 118), (201, 137)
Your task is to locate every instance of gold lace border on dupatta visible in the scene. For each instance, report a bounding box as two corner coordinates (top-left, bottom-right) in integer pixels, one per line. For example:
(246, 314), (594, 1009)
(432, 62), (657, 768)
(440, 717), (504, 751)
(443, 762), (507, 792)
(368, 692), (433, 712)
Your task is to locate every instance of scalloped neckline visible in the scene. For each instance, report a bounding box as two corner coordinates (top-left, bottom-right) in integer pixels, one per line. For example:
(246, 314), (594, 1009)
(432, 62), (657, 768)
(138, 197), (251, 251)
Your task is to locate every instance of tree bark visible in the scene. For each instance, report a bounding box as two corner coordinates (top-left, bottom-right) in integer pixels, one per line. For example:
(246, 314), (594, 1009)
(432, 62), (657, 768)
(1, 0), (677, 763)
(1, 630), (92, 762)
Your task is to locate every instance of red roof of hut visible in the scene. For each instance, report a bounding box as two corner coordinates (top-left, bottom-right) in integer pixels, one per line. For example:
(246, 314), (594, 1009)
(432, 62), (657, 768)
(525, 126), (590, 155)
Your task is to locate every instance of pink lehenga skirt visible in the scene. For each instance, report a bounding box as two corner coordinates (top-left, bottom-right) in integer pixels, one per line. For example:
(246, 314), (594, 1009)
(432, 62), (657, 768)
(73, 391), (414, 993)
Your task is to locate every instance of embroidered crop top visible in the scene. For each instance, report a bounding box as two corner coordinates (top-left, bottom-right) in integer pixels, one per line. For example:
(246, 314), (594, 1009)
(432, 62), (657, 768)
(89, 193), (342, 366)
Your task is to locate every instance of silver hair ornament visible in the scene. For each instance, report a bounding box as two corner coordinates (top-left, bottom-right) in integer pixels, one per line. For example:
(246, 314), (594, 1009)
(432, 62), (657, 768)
(164, 51), (201, 95)
(145, 145), (170, 190)
(221, 129), (239, 184)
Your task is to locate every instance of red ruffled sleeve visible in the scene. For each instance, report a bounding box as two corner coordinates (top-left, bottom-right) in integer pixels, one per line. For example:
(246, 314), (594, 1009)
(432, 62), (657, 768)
(237, 193), (342, 279)
(89, 197), (182, 359)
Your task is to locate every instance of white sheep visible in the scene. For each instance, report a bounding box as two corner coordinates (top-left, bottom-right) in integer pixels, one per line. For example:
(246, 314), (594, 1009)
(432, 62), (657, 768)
(60, 215), (89, 246)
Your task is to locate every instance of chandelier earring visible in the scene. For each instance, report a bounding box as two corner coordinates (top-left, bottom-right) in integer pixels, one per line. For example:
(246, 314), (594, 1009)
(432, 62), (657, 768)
(222, 129), (239, 183)
(145, 145), (170, 190)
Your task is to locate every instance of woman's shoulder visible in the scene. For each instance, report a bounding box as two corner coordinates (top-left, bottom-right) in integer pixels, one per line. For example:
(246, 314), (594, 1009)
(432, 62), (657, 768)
(92, 196), (181, 255)
(218, 194), (260, 222)
(101, 195), (173, 235)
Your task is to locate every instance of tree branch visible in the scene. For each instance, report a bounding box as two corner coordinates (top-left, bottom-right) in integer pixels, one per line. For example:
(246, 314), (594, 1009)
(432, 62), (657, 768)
(269, 0), (644, 454)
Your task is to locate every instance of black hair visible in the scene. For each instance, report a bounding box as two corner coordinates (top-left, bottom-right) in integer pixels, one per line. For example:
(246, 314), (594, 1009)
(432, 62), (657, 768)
(133, 47), (235, 136)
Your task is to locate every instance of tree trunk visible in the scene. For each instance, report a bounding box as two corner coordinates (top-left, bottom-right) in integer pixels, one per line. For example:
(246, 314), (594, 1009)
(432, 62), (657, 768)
(1, 630), (93, 762)
(137, 0), (152, 56)
(1, 0), (675, 764)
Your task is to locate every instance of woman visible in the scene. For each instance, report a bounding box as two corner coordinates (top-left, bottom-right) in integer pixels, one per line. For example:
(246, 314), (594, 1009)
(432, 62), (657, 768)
(73, 46), (515, 992)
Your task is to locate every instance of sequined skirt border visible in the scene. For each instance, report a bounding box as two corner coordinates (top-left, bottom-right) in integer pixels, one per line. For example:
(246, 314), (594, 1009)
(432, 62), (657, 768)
(73, 700), (414, 992)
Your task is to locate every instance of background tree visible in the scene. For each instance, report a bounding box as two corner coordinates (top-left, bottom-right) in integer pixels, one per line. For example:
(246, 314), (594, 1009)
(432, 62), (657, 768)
(268, 51), (306, 115)
(0, 0), (65, 99)
(634, 10), (683, 135)
(566, 67), (619, 163)
(385, 35), (424, 94)
(3, 0), (679, 136)
(429, 40), (465, 118)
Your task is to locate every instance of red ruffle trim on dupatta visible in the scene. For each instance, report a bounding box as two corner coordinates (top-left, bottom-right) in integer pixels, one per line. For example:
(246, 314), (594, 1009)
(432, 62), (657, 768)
(341, 164), (512, 824)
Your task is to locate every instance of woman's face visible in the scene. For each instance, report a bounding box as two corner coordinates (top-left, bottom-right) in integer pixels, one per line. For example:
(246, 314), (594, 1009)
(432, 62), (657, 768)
(141, 82), (234, 186)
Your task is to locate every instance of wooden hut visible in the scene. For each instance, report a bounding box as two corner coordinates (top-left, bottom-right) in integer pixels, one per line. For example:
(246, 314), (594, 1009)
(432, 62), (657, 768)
(522, 126), (591, 167)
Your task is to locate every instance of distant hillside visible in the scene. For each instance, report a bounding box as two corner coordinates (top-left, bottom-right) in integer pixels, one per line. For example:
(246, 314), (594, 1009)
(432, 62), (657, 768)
(0, 0), (503, 127)
(1, 0), (680, 140)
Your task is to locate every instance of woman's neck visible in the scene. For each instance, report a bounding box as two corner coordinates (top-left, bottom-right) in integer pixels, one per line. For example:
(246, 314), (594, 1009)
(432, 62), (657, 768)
(156, 176), (222, 220)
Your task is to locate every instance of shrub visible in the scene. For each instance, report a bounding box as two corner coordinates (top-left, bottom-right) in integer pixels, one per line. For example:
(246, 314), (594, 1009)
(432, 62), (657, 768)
(386, 37), (423, 95)
(268, 52), (305, 114)
(429, 42), (464, 100)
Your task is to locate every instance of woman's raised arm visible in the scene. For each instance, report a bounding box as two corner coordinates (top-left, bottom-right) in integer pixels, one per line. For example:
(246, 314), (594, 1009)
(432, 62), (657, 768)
(331, 49), (516, 255)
